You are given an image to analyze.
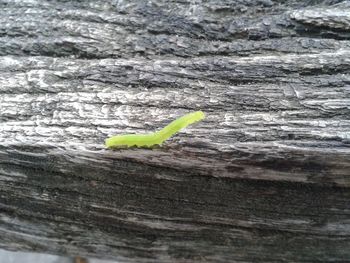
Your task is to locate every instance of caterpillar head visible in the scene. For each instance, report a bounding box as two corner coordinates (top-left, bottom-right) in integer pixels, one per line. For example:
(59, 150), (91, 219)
(105, 135), (130, 148)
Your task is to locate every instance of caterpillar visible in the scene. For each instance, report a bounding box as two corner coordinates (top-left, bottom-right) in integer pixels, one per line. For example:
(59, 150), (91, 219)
(105, 111), (205, 148)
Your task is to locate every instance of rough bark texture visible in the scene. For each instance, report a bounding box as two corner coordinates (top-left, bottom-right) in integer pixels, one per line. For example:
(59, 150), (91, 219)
(0, 0), (350, 262)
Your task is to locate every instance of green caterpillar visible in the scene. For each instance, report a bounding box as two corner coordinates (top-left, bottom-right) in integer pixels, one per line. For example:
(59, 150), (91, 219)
(105, 111), (205, 148)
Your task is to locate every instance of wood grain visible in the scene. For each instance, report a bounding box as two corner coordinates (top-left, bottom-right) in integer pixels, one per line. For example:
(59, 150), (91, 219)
(0, 0), (349, 262)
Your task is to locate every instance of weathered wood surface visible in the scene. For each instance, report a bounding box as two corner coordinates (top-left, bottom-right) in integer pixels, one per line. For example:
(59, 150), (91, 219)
(0, 0), (350, 262)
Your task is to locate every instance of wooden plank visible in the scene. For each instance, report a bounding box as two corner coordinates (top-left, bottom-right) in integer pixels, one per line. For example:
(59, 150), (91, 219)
(0, 0), (349, 262)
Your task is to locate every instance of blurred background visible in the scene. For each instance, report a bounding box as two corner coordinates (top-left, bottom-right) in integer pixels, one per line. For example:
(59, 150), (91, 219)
(0, 249), (117, 263)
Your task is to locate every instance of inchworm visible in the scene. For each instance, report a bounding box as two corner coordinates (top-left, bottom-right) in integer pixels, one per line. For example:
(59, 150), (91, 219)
(105, 111), (205, 148)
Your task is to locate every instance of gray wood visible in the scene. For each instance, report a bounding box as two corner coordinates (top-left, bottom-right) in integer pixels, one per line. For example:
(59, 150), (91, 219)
(0, 0), (349, 262)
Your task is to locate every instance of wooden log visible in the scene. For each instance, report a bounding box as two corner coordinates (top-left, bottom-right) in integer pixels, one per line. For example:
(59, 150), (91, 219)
(0, 0), (349, 262)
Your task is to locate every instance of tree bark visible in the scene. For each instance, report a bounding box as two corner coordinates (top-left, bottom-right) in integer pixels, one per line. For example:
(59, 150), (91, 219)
(0, 0), (349, 262)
